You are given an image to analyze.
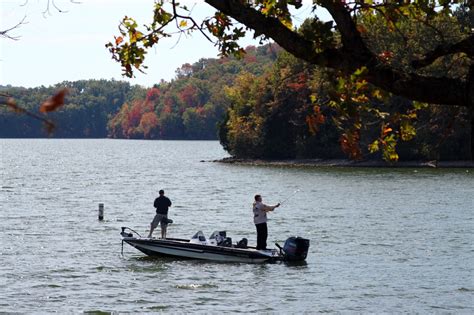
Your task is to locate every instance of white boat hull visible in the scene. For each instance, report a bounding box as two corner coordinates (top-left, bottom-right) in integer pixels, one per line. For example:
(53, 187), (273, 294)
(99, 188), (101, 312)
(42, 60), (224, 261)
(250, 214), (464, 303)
(123, 237), (281, 263)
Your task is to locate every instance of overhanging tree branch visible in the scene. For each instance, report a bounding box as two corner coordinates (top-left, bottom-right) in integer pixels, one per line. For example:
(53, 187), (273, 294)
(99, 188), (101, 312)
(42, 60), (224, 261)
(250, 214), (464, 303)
(204, 1), (345, 68)
(0, 16), (27, 40)
(411, 34), (474, 69)
(204, 0), (472, 108)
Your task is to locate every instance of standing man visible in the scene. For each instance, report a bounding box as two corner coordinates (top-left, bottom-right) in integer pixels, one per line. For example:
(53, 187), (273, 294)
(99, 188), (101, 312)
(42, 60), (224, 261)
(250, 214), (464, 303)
(253, 194), (280, 250)
(148, 189), (172, 239)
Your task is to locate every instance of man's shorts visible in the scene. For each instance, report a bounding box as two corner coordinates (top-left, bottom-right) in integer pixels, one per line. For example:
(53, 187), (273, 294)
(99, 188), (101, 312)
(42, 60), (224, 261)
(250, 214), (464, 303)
(151, 214), (168, 229)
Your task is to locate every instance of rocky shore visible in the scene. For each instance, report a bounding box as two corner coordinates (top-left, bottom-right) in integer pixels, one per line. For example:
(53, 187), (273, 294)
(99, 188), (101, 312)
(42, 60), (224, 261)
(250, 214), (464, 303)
(209, 157), (474, 168)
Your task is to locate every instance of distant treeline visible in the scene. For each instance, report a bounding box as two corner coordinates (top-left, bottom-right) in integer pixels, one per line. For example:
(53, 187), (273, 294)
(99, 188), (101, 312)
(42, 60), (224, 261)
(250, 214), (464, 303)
(107, 45), (280, 140)
(0, 42), (470, 160)
(1, 80), (145, 138)
(0, 45), (279, 141)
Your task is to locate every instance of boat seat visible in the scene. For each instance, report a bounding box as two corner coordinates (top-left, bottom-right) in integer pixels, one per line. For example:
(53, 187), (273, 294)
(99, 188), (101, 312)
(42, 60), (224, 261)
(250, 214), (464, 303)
(190, 231), (207, 244)
(235, 238), (248, 249)
(209, 231), (227, 245)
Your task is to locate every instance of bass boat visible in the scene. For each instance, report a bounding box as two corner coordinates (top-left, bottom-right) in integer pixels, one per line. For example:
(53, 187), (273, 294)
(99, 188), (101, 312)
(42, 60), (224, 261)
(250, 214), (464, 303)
(120, 227), (309, 263)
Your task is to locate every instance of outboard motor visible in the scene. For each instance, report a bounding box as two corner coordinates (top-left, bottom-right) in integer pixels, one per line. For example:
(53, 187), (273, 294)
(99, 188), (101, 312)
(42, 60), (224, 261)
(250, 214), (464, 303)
(282, 237), (310, 261)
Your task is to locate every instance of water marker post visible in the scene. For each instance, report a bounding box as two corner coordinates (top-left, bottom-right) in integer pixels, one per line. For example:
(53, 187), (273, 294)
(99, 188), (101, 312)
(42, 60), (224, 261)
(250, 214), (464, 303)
(98, 203), (104, 221)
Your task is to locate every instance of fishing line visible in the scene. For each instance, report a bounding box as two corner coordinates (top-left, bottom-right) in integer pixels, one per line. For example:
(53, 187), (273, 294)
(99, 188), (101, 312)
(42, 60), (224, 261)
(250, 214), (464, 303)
(279, 188), (301, 205)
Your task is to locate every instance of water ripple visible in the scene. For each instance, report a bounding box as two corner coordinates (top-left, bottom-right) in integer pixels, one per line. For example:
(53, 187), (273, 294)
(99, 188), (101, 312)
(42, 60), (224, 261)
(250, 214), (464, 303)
(1, 139), (473, 313)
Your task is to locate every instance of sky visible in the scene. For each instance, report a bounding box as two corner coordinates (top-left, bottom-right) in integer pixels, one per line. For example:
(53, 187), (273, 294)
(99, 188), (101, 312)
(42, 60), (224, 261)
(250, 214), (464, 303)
(0, 0), (320, 88)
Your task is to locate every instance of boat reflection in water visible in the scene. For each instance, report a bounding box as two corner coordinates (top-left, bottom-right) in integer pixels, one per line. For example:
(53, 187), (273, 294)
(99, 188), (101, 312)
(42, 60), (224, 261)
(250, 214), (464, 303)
(121, 227), (309, 264)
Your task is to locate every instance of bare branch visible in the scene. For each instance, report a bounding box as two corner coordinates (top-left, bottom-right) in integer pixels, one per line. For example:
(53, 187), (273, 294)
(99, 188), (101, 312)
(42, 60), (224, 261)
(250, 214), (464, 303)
(2, 0), (79, 39)
(52, 0), (68, 13)
(171, 0), (214, 43)
(43, 0), (75, 17)
(0, 16), (27, 40)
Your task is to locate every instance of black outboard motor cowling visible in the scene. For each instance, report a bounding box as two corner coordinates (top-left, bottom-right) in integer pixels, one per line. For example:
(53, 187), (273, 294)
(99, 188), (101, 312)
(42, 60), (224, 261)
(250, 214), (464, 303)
(283, 237), (310, 261)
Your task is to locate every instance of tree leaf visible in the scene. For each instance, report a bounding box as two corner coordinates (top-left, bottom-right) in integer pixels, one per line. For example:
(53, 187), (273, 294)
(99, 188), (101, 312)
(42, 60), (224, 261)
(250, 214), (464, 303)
(39, 88), (68, 113)
(115, 36), (124, 45)
(368, 140), (380, 153)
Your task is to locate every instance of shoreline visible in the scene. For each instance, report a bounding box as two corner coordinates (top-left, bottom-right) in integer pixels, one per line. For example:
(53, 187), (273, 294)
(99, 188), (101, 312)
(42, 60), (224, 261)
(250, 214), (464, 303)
(210, 157), (474, 168)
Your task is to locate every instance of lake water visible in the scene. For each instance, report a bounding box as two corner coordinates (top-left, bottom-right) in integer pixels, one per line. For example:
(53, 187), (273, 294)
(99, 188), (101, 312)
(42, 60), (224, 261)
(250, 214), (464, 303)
(1, 139), (473, 313)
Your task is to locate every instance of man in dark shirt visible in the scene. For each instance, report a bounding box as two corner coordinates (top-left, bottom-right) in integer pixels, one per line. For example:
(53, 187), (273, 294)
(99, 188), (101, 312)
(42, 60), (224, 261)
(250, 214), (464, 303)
(148, 189), (172, 239)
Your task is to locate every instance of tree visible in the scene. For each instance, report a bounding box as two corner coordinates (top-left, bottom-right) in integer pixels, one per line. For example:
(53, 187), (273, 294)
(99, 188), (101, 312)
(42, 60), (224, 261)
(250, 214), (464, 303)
(1, 80), (142, 138)
(221, 51), (342, 159)
(139, 111), (160, 138)
(104, 45), (278, 141)
(107, 0), (473, 159)
(219, 49), (469, 160)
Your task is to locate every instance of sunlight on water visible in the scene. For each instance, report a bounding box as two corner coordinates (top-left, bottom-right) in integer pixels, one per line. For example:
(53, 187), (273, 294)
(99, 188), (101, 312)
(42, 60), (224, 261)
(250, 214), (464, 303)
(1, 139), (473, 312)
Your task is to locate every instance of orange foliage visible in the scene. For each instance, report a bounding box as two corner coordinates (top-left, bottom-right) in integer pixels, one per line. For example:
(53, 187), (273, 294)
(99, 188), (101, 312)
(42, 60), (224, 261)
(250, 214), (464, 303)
(39, 88), (68, 113)
(109, 98), (158, 138)
(128, 100), (143, 127)
(115, 36), (123, 45)
(287, 82), (306, 91)
(287, 73), (308, 91)
(383, 126), (393, 135)
(140, 112), (159, 138)
(306, 106), (326, 134)
(244, 54), (257, 63)
(162, 104), (172, 114)
(340, 131), (362, 160)
(146, 88), (161, 102)
(179, 85), (199, 107)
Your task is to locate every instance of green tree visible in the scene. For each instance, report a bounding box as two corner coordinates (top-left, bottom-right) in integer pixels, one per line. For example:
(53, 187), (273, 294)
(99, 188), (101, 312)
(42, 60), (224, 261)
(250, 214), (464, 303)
(108, 0), (473, 159)
(1, 80), (144, 138)
(220, 46), (470, 160)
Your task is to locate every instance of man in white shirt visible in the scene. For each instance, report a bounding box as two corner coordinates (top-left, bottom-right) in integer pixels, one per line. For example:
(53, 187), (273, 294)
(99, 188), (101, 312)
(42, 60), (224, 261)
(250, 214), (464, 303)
(253, 194), (280, 250)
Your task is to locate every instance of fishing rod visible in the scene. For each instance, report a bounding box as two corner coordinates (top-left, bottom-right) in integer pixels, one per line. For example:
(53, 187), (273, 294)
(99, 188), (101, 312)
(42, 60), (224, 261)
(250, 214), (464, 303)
(279, 188), (301, 206)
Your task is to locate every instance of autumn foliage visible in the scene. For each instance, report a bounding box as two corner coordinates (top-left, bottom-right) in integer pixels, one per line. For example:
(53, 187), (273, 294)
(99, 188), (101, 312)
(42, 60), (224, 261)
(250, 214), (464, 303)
(106, 45), (280, 140)
(2, 37), (470, 160)
(39, 88), (68, 113)
(219, 46), (470, 161)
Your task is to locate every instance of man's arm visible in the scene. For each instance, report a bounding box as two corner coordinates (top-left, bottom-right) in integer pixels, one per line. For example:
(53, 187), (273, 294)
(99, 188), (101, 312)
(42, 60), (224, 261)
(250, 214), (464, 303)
(262, 203), (280, 212)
